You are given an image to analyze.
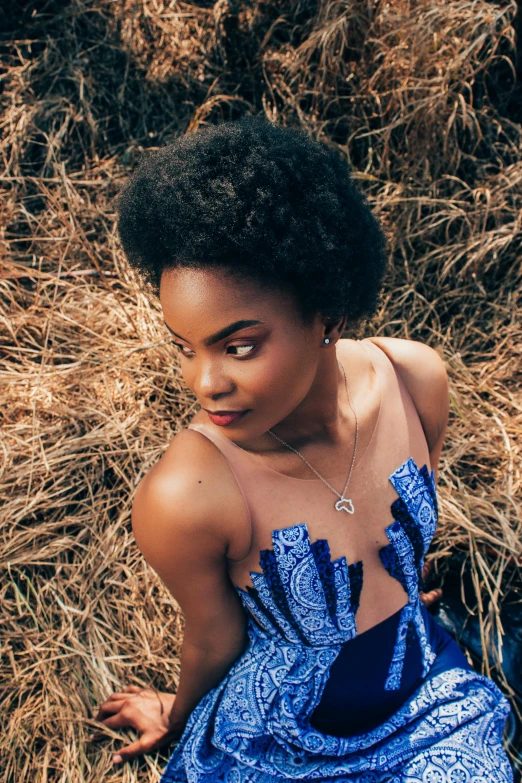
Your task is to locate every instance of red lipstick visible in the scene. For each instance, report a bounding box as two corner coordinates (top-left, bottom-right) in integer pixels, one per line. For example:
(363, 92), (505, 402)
(206, 410), (249, 427)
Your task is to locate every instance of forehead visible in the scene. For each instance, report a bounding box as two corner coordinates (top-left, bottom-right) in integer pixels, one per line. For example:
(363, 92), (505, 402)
(160, 267), (300, 332)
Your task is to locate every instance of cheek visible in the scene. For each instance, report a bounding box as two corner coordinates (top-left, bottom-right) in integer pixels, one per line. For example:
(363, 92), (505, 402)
(246, 344), (315, 403)
(177, 359), (196, 391)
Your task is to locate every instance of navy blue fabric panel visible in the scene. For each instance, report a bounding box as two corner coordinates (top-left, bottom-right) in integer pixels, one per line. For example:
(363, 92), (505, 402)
(347, 561), (363, 614)
(310, 539), (338, 622)
(424, 609), (471, 677)
(309, 605), (469, 737)
(258, 547), (308, 643)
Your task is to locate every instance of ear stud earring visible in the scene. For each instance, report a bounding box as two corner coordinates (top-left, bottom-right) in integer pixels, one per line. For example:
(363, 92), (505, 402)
(323, 338), (330, 344)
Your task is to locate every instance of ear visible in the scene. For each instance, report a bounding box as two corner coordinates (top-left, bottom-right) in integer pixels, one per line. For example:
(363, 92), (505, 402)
(322, 316), (348, 346)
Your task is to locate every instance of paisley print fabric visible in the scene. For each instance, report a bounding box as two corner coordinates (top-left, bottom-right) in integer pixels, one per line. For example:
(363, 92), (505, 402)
(160, 458), (513, 782)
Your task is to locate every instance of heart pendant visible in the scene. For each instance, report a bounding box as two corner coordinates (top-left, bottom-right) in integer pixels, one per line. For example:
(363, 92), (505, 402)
(335, 497), (355, 514)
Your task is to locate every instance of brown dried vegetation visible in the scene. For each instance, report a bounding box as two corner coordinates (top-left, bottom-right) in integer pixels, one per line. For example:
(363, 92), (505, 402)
(1, 0), (521, 779)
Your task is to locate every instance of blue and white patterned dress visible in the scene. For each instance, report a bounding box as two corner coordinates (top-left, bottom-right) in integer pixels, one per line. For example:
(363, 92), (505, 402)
(161, 457), (513, 783)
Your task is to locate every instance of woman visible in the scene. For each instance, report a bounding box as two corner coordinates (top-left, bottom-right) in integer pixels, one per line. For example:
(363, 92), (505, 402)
(96, 119), (512, 781)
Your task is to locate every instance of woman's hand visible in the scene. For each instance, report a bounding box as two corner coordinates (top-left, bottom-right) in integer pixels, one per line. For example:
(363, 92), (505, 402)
(419, 560), (443, 609)
(94, 685), (184, 764)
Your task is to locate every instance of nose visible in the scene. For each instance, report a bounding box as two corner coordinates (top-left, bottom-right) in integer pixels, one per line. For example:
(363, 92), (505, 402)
(194, 358), (235, 401)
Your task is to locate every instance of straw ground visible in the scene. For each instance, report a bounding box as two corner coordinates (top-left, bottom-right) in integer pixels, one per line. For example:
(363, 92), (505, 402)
(1, 0), (521, 780)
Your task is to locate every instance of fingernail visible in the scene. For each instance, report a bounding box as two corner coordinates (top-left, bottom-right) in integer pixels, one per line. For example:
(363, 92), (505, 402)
(113, 754), (123, 764)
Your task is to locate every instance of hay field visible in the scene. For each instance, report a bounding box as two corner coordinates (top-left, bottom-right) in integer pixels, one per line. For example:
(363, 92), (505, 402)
(1, 0), (521, 780)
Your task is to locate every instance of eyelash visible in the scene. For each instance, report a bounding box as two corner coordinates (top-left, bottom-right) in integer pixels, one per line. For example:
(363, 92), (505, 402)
(172, 342), (257, 359)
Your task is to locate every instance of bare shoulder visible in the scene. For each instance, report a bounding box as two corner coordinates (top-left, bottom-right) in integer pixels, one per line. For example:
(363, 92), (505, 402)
(364, 336), (447, 387)
(131, 426), (251, 632)
(132, 426), (249, 567)
(364, 336), (449, 456)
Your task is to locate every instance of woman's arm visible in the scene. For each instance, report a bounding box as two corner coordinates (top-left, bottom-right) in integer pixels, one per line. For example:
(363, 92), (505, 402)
(96, 429), (250, 762)
(132, 454), (249, 730)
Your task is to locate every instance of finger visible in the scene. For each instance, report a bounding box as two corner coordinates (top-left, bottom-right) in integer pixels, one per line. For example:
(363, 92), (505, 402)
(94, 701), (122, 720)
(123, 685), (143, 694)
(419, 588), (443, 608)
(87, 730), (109, 742)
(99, 712), (133, 731)
(106, 690), (137, 702)
(113, 739), (148, 764)
(113, 728), (171, 764)
(99, 687), (141, 707)
(421, 561), (433, 580)
(95, 698), (129, 721)
(419, 589), (432, 604)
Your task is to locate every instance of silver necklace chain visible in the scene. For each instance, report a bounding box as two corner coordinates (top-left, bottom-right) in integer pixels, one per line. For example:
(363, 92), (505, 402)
(267, 361), (358, 514)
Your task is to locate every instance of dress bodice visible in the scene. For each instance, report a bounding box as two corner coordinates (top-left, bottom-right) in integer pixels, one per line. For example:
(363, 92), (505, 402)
(187, 339), (438, 690)
(232, 456), (438, 690)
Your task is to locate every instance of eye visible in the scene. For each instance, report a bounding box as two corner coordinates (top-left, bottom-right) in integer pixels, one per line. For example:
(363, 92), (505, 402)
(172, 341), (257, 358)
(173, 342), (194, 358)
(228, 344), (256, 357)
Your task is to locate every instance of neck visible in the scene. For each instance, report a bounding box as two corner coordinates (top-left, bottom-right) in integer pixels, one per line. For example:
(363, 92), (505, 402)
(240, 340), (363, 453)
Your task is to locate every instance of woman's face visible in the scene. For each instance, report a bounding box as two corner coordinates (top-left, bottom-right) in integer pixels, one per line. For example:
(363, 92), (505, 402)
(160, 266), (326, 441)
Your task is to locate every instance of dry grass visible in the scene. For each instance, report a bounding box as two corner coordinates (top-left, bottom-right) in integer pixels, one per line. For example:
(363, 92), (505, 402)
(1, 0), (521, 780)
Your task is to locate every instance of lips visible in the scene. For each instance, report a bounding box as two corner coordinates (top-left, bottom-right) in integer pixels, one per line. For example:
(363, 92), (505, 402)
(206, 410), (249, 427)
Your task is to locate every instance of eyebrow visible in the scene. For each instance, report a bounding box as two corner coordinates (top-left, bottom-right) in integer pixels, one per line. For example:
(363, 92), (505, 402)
(164, 319), (264, 347)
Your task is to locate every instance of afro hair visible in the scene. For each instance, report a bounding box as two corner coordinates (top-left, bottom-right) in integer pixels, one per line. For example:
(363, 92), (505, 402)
(117, 117), (387, 325)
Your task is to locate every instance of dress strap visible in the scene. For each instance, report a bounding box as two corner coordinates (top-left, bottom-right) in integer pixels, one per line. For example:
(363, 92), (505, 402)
(359, 339), (430, 462)
(187, 422), (254, 561)
(187, 421), (261, 481)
